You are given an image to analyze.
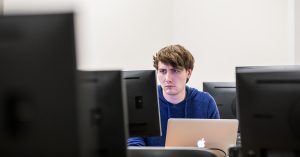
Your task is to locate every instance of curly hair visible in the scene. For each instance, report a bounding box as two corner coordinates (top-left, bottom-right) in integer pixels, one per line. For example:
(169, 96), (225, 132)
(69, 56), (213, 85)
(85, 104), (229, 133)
(153, 44), (195, 70)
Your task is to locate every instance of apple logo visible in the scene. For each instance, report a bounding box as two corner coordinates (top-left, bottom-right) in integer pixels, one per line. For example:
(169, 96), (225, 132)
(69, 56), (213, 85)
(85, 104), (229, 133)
(197, 138), (206, 148)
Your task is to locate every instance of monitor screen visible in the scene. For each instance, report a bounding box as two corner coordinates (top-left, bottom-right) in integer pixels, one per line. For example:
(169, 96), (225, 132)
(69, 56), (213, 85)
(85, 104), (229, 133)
(77, 70), (128, 157)
(236, 65), (300, 157)
(0, 13), (128, 157)
(123, 70), (161, 137)
(0, 13), (79, 156)
(203, 82), (237, 119)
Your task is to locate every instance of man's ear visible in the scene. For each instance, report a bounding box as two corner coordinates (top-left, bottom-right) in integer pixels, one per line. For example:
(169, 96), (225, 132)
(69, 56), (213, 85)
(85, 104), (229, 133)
(187, 69), (192, 78)
(186, 69), (193, 83)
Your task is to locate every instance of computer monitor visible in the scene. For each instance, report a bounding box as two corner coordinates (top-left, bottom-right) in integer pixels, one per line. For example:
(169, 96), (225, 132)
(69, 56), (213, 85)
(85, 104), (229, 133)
(77, 70), (128, 157)
(123, 70), (161, 137)
(0, 13), (79, 156)
(203, 82), (237, 119)
(236, 65), (300, 157)
(0, 13), (128, 157)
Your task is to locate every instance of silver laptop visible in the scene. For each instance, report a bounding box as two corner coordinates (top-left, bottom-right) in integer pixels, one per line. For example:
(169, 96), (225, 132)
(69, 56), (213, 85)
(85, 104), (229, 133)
(165, 118), (238, 157)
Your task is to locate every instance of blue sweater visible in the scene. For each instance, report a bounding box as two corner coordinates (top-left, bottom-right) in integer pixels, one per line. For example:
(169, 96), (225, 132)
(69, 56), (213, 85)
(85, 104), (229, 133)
(127, 85), (220, 146)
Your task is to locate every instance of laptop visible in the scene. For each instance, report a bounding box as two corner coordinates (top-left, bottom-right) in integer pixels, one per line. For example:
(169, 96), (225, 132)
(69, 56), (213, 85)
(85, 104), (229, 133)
(165, 118), (238, 157)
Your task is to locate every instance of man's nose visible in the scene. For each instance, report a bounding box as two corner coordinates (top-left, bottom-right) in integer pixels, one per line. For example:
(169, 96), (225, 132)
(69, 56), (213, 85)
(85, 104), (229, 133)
(165, 72), (172, 82)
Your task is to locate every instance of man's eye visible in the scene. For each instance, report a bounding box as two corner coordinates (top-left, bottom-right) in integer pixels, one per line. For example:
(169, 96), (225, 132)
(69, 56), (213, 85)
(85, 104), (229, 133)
(173, 69), (181, 73)
(159, 70), (166, 74)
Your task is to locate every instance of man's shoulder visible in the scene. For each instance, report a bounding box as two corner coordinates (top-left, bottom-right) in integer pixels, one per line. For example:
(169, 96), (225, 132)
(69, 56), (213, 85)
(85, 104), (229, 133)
(187, 86), (209, 96)
(187, 86), (213, 101)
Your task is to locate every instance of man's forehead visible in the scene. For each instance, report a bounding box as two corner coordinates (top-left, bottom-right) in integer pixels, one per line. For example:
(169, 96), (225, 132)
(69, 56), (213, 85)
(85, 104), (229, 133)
(158, 61), (184, 70)
(158, 66), (184, 70)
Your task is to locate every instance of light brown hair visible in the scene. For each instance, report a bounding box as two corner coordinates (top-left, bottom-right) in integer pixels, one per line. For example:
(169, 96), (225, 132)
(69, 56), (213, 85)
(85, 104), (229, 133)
(153, 44), (195, 70)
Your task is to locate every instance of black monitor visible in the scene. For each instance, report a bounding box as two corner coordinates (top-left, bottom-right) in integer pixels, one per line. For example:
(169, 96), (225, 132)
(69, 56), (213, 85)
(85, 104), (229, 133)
(0, 13), (128, 157)
(236, 65), (300, 157)
(203, 82), (237, 119)
(77, 70), (128, 157)
(0, 13), (79, 156)
(123, 70), (161, 137)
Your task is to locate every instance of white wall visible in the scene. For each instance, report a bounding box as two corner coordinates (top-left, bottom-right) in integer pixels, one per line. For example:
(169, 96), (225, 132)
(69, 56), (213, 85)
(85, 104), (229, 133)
(4, 0), (74, 14)
(172, 0), (291, 89)
(296, 0), (300, 64)
(0, 0), (3, 14)
(75, 0), (172, 70)
(3, 0), (296, 90)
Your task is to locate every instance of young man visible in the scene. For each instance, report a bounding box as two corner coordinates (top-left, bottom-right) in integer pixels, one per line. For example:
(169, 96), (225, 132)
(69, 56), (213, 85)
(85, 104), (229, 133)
(128, 44), (220, 146)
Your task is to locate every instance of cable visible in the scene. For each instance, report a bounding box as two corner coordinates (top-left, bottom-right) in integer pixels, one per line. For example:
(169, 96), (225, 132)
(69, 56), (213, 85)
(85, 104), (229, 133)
(207, 147), (227, 157)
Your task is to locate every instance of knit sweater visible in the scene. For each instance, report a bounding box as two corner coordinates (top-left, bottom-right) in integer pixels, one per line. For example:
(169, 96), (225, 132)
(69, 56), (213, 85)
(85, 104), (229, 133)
(127, 85), (220, 146)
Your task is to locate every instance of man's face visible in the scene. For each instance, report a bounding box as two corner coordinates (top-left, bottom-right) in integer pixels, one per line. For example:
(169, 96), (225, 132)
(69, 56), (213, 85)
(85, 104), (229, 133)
(157, 61), (192, 96)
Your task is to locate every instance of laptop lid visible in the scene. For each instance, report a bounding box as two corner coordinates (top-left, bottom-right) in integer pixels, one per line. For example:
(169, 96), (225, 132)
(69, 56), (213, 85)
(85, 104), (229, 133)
(165, 118), (238, 157)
